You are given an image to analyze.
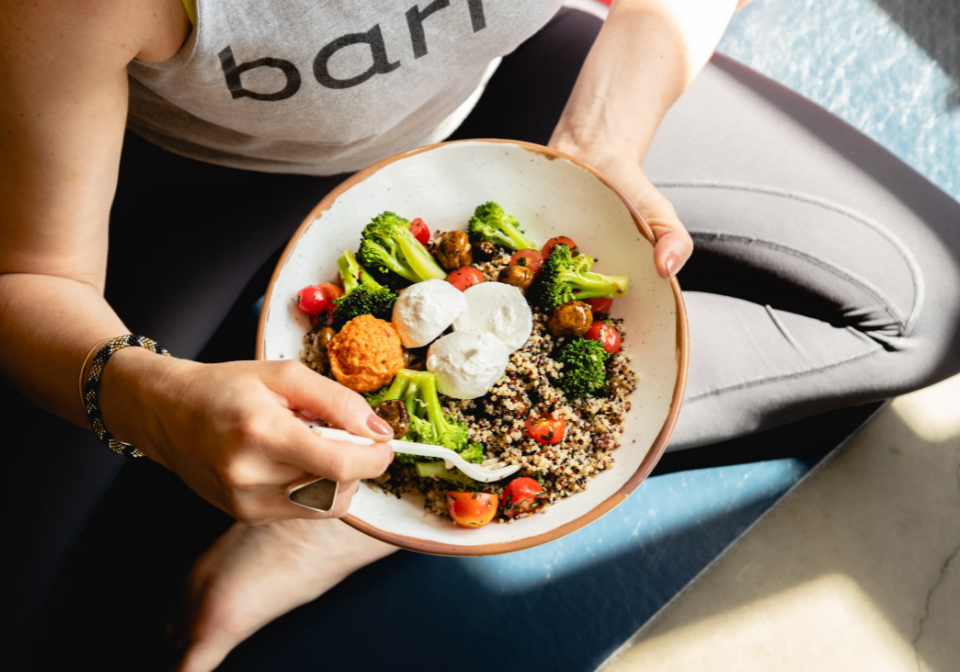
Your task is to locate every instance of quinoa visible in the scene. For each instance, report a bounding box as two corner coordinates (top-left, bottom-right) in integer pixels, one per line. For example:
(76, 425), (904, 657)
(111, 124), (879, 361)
(300, 244), (640, 523)
(301, 330), (331, 376)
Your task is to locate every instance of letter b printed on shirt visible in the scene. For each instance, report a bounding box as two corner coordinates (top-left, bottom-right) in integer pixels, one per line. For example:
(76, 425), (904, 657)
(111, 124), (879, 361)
(218, 46), (302, 101)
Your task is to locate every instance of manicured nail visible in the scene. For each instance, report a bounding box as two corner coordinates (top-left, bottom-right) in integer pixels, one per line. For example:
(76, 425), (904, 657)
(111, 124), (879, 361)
(367, 413), (394, 436)
(301, 410), (318, 420)
(664, 253), (680, 278)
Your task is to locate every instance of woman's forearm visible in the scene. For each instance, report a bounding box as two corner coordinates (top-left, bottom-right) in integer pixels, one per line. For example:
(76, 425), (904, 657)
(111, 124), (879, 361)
(0, 272), (138, 427)
(553, 0), (739, 158)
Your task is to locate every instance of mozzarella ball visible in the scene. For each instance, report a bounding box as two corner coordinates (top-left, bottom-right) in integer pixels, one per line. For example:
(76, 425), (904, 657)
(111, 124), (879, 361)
(453, 282), (533, 353)
(392, 279), (467, 348)
(427, 330), (509, 399)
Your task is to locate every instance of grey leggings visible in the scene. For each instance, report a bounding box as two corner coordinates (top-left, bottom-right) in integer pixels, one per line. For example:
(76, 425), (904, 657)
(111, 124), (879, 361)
(654, 56), (960, 450)
(6, 9), (960, 665)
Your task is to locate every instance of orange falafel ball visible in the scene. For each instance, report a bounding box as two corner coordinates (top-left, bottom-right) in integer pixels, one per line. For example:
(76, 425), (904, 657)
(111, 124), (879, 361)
(327, 314), (405, 393)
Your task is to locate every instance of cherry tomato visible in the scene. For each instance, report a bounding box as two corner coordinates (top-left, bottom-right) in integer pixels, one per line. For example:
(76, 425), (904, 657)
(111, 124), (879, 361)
(321, 282), (343, 301)
(446, 266), (485, 292)
(295, 283), (342, 315)
(542, 236), (579, 259)
(409, 218), (430, 246)
(586, 321), (621, 354)
(447, 492), (498, 528)
(525, 414), (566, 445)
(585, 297), (614, 315)
(509, 249), (544, 275)
(502, 477), (546, 518)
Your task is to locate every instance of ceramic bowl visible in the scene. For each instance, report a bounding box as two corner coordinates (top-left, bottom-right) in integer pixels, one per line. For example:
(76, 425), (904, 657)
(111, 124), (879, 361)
(257, 139), (688, 555)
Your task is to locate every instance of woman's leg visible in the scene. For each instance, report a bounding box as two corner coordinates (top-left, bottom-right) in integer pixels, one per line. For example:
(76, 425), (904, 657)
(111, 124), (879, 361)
(644, 54), (960, 449)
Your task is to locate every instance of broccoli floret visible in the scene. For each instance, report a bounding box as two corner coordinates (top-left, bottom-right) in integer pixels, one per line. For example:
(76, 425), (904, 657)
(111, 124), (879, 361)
(460, 442), (485, 464)
(377, 370), (481, 463)
(332, 250), (398, 327)
(357, 212), (447, 284)
(363, 385), (390, 407)
(556, 337), (610, 399)
(529, 244), (629, 312)
(467, 201), (538, 251)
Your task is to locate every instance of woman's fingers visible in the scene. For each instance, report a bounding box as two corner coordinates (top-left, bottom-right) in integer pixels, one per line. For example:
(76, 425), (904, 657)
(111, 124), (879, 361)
(622, 166), (694, 279)
(570, 151), (693, 279)
(647, 204), (694, 280)
(275, 360), (395, 440)
(276, 420), (393, 484)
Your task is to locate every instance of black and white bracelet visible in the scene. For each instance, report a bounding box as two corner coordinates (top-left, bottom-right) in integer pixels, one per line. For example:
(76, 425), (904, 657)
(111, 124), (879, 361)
(82, 334), (171, 458)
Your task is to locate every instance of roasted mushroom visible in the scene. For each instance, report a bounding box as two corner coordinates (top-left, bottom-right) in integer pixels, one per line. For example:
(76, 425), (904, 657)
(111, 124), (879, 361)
(436, 230), (473, 271)
(547, 301), (593, 338)
(472, 240), (497, 261)
(311, 327), (336, 360)
(375, 399), (410, 439)
(498, 265), (535, 293)
(402, 349), (426, 371)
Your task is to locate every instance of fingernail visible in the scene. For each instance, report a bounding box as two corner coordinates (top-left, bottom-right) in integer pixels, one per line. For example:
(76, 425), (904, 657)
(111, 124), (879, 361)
(664, 253), (680, 278)
(367, 413), (394, 436)
(301, 410), (318, 420)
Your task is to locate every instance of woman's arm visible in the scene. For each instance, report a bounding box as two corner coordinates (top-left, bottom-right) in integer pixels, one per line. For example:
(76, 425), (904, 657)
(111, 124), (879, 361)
(0, 0), (392, 524)
(0, 0), (151, 422)
(550, 0), (741, 277)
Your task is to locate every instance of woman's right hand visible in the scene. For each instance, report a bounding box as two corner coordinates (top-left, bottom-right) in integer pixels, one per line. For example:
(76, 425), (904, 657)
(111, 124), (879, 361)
(101, 350), (395, 525)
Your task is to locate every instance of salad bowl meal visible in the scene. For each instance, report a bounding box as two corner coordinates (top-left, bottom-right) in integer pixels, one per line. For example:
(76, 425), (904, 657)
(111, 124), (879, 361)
(257, 139), (688, 555)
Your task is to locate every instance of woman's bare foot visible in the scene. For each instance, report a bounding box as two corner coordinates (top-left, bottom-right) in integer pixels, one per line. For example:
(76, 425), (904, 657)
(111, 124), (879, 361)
(170, 518), (397, 672)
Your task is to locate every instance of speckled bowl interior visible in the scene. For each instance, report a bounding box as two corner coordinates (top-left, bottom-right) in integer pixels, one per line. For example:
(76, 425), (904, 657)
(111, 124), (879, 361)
(258, 140), (687, 555)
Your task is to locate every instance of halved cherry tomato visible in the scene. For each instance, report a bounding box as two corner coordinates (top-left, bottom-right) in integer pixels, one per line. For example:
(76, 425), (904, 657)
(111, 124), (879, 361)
(409, 218), (430, 246)
(447, 492), (498, 528)
(585, 297), (614, 315)
(295, 283), (342, 315)
(525, 414), (565, 445)
(502, 477), (546, 518)
(509, 249), (544, 275)
(586, 321), (621, 354)
(446, 266), (485, 291)
(542, 236), (579, 259)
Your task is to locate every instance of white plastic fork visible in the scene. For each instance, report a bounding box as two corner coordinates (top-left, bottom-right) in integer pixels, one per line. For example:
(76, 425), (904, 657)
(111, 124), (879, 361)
(314, 426), (521, 483)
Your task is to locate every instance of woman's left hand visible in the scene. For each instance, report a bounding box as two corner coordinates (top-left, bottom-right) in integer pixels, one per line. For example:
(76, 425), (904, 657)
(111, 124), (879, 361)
(549, 136), (693, 280)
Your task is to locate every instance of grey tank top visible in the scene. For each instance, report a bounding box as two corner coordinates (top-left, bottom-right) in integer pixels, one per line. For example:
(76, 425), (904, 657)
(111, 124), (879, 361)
(127, 1), (564, 175)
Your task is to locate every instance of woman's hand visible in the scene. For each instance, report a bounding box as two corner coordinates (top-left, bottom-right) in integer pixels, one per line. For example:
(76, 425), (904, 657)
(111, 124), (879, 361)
(544, 0), (744, 278)
(101, 349), (395, 525)
(550, 134), (692, 279)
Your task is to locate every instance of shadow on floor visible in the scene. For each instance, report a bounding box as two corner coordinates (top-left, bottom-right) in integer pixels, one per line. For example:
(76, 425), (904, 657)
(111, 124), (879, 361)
(11, 403), (881, 672)
(11, 458), (808, 672)
(870, 0), (960, 105)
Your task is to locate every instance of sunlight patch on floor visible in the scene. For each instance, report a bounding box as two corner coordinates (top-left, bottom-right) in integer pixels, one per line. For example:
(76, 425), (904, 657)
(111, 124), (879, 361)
(605, 573), (914, 672)
(892, 374), (960, 443)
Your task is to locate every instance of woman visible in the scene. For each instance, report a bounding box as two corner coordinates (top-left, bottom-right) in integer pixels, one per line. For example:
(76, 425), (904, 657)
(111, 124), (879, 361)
(4, 1), (960, 670)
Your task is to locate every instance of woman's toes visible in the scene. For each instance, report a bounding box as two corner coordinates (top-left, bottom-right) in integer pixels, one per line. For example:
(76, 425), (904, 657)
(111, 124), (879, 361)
(170, 518), (399, 671)
(174, 638), (233, 672)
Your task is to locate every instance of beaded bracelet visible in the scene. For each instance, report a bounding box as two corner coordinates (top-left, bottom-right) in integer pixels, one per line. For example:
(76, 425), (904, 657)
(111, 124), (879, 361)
(81, 334), (171, 458)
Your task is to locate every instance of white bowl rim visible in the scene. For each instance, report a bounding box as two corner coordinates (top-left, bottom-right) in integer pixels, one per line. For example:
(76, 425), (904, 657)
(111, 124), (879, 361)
(256, 138), (689, 556)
